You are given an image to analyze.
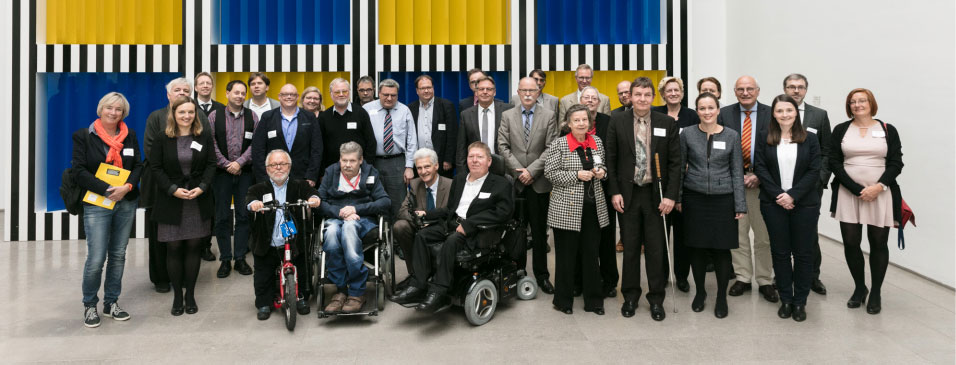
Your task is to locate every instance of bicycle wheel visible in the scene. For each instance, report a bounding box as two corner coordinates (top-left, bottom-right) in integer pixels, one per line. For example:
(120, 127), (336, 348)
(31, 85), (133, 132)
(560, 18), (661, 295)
(284, 271), (297, 331)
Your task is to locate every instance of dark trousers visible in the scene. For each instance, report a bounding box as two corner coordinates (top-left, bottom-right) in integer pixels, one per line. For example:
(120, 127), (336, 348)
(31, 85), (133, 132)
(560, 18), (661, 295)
(620, 184), (666, 305)
(409, 223), (452, 291)
(553, 202), (603, 310)
(761, 202), (819, 306)
(393, 219), (417, 276)
(575, 193), (620, 291)
(213, 171), (253, 261)
(664, 210), (691, 282)
(812, 189), (825, 280)
(252, 247), (308, 309)
(516, 188), (550, 281)
(146, 208), (169, 285)
(373, 156), (407, 220)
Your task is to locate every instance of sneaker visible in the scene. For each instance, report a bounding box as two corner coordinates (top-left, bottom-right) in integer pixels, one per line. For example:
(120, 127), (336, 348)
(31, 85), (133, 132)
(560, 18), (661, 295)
(103, 302), (130, 321)
(84, 306), (101, 328)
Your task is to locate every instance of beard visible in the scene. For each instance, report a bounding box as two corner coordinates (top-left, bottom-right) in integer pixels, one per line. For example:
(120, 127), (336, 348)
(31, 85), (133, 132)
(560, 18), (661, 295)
(269, 171), (289, 185)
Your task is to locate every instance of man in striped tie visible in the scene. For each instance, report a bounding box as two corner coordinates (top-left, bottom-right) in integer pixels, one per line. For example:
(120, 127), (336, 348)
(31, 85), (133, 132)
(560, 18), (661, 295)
(363, 79), (418, 219)
(717, 75), (779, 304)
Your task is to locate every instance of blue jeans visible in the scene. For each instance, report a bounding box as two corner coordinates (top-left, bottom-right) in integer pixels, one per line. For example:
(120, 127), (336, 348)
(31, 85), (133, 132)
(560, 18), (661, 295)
(82, 199), (137, 306)
(323, 218), (376, 297)
(213, 171), (252, 261)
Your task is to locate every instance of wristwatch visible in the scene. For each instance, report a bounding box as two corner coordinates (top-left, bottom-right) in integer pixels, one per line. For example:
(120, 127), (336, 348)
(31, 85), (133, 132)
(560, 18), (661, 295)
(879, 183), (888, 191)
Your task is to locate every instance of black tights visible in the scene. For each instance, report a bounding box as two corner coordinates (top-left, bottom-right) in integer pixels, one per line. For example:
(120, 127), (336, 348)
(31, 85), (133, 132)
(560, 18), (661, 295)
(840, 222), (890, 297)
(166, 238), (203, 307)
(690, 248), (733, 303)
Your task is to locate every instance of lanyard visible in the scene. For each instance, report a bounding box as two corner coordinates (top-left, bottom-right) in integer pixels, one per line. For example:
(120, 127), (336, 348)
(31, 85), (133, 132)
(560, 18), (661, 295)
(342, 172), (361, 191)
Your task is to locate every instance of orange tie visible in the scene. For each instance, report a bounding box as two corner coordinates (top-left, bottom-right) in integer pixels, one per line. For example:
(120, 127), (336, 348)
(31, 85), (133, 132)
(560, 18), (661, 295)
(741, 111), (752, 169)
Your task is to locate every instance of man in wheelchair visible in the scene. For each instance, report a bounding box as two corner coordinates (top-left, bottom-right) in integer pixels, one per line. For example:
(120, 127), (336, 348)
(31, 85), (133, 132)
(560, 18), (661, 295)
(389, 142), (514, 312)
(316, 142), (390, 313)
(246, 150), (321, 320)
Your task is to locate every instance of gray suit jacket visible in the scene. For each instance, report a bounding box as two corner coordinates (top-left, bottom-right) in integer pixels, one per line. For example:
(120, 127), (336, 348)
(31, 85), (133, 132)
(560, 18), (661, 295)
(396, 176), (453, 223)
(243, 97), (280, 110)
(509, 92), (559, 117)
(497, 104), (559, 193)
(559, 91), (611, 124)
(801, 103), (832, 188)
(456, 100), (513, 169)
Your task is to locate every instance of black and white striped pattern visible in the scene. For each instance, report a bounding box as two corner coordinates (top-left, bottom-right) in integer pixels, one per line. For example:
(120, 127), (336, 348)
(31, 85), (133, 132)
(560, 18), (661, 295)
(5, 0), (687, 241)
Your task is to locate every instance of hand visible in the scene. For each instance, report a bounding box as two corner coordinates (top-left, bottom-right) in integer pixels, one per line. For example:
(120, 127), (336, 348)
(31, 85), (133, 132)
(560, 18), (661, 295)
(775, 193), (794, 208)
(455, 224), (466, 235)
(105, 185), (130, 202)
(339, 206), (356, 218)
(187, 187), (204, 199)
(306, 179), (316, 187)
(249, 201), (264, 212)
(577, 170), (594, 181)
(675, 203), (682, 213)
(859, 184), (882, 202)
(173, 188), (192, 200)
(734, 212), (746, 220)
(226, 161), (241, 175)
(744, 174), (759, 189)
(611, 194), (624, 213)
(403, 168), (414, 185)
(658, 198), (675, 215)
(345, 213), (360, 221)
(415, 210), (426, 217)
(307, 196), (321, 208)
(516, 168), (533, 185)
(592, 167), (606, 180)
(443, 162), (453, 171)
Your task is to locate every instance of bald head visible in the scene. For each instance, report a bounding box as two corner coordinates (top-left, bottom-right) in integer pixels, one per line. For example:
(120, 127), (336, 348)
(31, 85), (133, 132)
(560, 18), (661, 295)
(734, 76), (760, 109)
(278, 84), (299, 110)
(616, 80), (632, 106)
(517, 77), (539, 109)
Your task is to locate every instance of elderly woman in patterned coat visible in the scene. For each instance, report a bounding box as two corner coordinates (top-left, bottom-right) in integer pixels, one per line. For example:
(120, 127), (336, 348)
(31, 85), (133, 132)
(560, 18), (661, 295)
(544, 104), (610, 315)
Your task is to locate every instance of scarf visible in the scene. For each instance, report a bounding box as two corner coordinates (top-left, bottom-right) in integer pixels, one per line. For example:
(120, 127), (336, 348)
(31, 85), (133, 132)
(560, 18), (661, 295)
(93, 118), (129, 169)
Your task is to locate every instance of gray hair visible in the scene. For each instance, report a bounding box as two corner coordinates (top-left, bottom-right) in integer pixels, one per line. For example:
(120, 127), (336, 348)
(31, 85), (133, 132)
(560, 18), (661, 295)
(329, 78), (350, 93)
(166, 77), (192, 93)
(265, 149), (291, 165)
(578, 86), (599, 102)
(783, 73), (808, 88)
(413, 148), (439, 166)
(339, 141), (363, 159)
(379, 78), (400, 92)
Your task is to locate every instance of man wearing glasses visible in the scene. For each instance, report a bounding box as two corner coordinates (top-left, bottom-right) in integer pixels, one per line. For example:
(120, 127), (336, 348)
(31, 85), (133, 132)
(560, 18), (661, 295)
(251, 84), (323, 186)
(559, 64), (611, 122)
(612, 80), (632, 114)
(458, 69), (504, 113)
(408, 75), (458, 177)
(355, 75), (377, 106)
(510, 69), (559, 118)
(456, 76), (513, 169)
(319, 78), (376, 173)
(363, 79), (418, 218)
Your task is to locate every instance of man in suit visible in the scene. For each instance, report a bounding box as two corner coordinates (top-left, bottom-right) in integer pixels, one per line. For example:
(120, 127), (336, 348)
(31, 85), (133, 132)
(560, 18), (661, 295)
(250, 84), (323, 186)
(611, 80), (632, 114)
(498, 76), (559, 294)
(245, 150), (321, 320)
(717, 75), (778, 303)
(319, 78), (376, 173)
(243, 72), (280, 119)
(363, 79), (418, 219)
(208, 80), (259, 279)
(784, 73), (832, 295)
(355, 75), (377, 106)
(142, 77), (214, 291)
(606, 77), (681, 321)
(510, 69), (559, 117)
(409, 75), (457, 177)
(390, 142), (514, 312)
(456, 76), (513, 169)
(559, 64), (611, 123)
(389, 148), (453, 289)
(194, 72), (225, 118)
(458, 68), (487, 113)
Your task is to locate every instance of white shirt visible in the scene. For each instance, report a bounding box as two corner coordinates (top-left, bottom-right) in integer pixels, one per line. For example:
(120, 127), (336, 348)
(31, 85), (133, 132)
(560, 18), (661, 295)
(777, 140), (798, 190)
(455, 172), (488, 219)
(198, 99), (213, 113)
(334, 103), (353, 116)
(477, 103), (496, 154)
(338, 173), (361, 193)
(248, 99), (273, 119)
(798, 102), (805, 123)
(417, 98), (434, 150)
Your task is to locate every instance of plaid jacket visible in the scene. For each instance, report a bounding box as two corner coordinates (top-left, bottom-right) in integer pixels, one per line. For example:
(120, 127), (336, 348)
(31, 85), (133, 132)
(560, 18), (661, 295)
(544, 135), (611, 231)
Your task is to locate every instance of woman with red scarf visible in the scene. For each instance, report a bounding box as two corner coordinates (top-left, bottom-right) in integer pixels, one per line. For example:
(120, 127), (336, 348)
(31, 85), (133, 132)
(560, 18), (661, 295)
(71, 92), (143, 328)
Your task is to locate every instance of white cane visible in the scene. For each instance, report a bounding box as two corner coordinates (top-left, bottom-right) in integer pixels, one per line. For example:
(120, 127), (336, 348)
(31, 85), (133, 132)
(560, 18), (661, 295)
(655, 153), (677, 313)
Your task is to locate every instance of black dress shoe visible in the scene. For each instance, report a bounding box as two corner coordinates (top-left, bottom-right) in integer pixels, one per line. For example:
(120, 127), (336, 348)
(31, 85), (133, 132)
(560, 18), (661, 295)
(866, 293), (881, 315)
(585, 307), (605, 315)
(714, 298), (728, 319)
(810, 279), (827, 295)
(395, 276), (412, 291)
(395, 244), (406, 261)
(234, 259), (253, 276)
(171, 306), (184, 316)
(778, 303), (793, 318)
(692, 292), (707, 312)
(847, 287), (869, 308)
(572, 287), (582, 297)
(201, 248), (216, 262)
(792, 305), (806, 322)
(296, 299), (310, 315)
(621, 300), (638, 318)
(758, 285), (779, 303)
(416, 292), (450, 313)
(553, 305), (573, 315)
(650, 303), (666, 321)
(185, 304), (198, 315)
(389, 286), (426, 305)
(604, 287), (617, 298)
(155, 282), (171, 293)
(676, 280), (690, 293)
(728, 281), (751, 296)
(217, 261), (232, 278)
(257, 306), (272, 320)
(537, 280), (555, 295)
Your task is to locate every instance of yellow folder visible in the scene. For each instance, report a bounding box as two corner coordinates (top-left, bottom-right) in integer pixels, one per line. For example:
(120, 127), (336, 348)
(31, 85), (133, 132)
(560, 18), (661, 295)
(83, 163), (131, 210)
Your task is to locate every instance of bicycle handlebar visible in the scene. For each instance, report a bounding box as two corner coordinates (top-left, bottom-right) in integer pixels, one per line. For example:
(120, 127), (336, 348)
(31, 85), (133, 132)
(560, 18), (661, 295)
(258, 199), (313, 212)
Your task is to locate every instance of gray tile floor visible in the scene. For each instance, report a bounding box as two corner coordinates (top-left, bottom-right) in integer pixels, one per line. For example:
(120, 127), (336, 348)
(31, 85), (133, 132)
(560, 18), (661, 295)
(0, 228), (952, 363)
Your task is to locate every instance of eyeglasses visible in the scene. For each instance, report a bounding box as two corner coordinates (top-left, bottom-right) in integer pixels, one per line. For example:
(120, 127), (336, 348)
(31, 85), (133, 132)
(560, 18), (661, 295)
(331, 90), (349, 96)
(469, 80), (481, 85)
(580, 95), (598, 101)
(380, 93), (397, 99)
(278, 93), (298, 98)
(476, 87), (495, 92)
(266, 162), (290, 169)
(576, 76), (593, 81)
(735, 87), (758, 94)
(785, 85), (807, 91)
(357, 88), (373, 93)
(617, 91), (630, 96)
(417, 86), (433, 91)
(304, 96), (321, 101)
(518, 89), (538, 94)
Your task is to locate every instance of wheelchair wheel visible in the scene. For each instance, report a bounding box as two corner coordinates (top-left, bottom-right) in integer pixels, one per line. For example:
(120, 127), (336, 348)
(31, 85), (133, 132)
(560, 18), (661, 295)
(376, 279), (386, 311)
(381, 234), (396, 296)
(283, 272), (297, 331)
(464, 279), (498, 326)
(516, 276), (538, 300)
(315, 284), (326, 318)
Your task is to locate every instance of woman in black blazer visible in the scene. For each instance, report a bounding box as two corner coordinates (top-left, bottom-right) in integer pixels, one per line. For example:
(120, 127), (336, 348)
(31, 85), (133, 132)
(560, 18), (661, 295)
(149, 96), (216, 316)
(754, 95), (821, 322)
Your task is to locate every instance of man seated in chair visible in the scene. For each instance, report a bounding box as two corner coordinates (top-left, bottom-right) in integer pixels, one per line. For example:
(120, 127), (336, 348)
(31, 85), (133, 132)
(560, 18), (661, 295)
(246, 149), (322, 321)
(391, 148), (453, 290)
(389, 142), (514, 312)
(317, 142), (391, 313)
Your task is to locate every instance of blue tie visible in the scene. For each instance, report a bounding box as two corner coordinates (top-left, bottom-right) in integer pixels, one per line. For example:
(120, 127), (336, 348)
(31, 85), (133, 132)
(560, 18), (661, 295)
(426, 187), (435, 211)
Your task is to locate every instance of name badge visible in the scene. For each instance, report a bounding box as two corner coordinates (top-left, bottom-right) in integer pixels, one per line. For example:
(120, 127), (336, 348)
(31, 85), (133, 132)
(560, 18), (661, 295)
(347, 122), (357, 130)
(653, 128), (667, 137)
(190, 141), (203, 151)
(872, 130), (886, 138)
(594, 155), (603, 164)
(262, 193), (273, 203)
(122, 148), (134, 156)
(713, 141), (726, 150)
(368, 109), (378, 116)
(478, 192), (491, 199)
(366, 176), (375, 184)
(806, 127), (818, 134)
(268, 130), (278, 138)
(438, 124), (446, 131)
(245, 131), (254, 140)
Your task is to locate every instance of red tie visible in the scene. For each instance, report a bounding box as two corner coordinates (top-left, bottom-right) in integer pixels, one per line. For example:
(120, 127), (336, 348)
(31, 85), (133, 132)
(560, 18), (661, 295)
(741, 111), (752, 169)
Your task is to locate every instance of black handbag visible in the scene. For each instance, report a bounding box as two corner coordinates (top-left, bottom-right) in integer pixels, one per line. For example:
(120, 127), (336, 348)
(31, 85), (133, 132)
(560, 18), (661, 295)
(60, 166), (84, 215)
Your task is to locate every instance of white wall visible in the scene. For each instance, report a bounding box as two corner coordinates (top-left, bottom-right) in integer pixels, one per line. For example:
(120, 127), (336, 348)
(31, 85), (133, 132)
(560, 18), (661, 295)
(692, 0), (956, 287)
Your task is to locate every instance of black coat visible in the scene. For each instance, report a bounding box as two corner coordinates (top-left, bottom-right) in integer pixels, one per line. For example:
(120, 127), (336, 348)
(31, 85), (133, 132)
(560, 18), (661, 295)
(251, 108), (323, 183)
(754, 131), (822, 208)
(431, 172), (514, 249)
(456, 100), (513, 169)
(246, 179), (319, 257)
(828, 120), (904, 223)
(717, 102), (771, 173)
(148, 130), (217, 224)
(71, 125), (144, 202)
(652, 105), (700, 129)
(605, 110), (682, 207)
(409, 97), (458, 168)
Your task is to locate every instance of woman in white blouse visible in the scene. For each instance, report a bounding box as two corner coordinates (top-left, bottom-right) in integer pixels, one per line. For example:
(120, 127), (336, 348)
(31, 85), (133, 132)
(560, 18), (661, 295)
(754, 95), (822, 322)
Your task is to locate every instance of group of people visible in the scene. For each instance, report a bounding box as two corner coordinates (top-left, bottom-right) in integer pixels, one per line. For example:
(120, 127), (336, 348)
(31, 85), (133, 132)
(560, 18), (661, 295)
(72, 66), (903, 328)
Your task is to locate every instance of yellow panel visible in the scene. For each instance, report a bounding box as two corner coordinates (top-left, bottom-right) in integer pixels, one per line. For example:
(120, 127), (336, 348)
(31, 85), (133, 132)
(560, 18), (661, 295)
(466, 0), (484, 44)
(430, 0), (447, 44)
(380, 0), (507, 45)
(379, 0), (396, 45)
(413, 0), (432, 44)
(548, 70), (668, 111)
(484, 0), (501, 44)
(213, 72), (352, 111)
(448, 0), (466, 44)
(44, 0), (181, 44)
(395, 0), (414, 44)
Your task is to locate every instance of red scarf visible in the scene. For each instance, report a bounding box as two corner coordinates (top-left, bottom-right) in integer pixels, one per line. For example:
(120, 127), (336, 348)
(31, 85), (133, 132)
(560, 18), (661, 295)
(93, 118), (129, 169)
(567, 133), (597, 152)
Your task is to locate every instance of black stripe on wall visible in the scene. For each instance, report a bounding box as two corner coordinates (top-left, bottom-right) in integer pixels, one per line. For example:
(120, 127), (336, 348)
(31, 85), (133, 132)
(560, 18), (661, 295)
(95, 45), (104, 73)
(321, 44), (330, 72)
(60, 211), (69, 240)
(79, 46), (88, 72)
(194, 0), (202, 74)
(112, 45), (120, 72)
(129, 45), (137, 72)
(666, 0), (674, 76)
(651, 44), (659, 71)
(680, 0), (689, 105)
(11, 0), (19, 240)
(27, 0), (37, 241)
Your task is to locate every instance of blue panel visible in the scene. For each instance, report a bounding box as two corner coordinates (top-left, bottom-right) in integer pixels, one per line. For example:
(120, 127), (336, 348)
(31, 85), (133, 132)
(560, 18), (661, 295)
(218, 0), (350, 44)
(537, 0), (662, 45)
(43, 72), (178, 211)
(378, 71), (511, 119)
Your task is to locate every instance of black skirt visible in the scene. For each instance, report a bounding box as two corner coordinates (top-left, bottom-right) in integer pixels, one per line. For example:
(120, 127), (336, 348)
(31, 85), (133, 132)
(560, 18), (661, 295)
(681, 189), (738, 250)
